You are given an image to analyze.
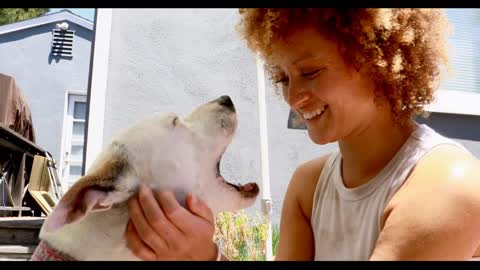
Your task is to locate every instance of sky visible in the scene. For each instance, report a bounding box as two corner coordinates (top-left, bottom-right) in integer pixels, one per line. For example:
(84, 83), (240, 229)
(48, 8), (96, 22)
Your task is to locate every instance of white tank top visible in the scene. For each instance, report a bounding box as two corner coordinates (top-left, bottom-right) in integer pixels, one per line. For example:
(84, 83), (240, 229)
(311, 123), (471, 260)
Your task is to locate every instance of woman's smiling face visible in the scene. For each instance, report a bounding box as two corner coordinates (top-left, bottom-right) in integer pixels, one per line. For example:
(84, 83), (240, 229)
(268, 26), (382, 145)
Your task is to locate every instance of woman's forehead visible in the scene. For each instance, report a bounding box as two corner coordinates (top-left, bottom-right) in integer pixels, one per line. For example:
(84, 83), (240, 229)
(266, 28), (341, 69)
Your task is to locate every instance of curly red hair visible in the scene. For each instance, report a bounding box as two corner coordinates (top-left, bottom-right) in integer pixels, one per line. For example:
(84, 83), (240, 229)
(236, 8), (451, 123)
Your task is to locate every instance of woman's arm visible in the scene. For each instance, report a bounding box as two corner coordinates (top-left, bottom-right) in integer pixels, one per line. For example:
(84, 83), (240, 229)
(275, 156), (329, 261)
(370, 145), (480, 261)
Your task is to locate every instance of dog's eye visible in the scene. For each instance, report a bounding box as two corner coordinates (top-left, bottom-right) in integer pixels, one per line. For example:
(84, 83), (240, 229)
(172, 116), (178, 126)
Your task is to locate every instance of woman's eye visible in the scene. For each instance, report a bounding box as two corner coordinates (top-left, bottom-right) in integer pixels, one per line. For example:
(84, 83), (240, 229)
(301, 69), (323, 78)
(272, 74), (289, 85)
(275, 77), (289, 85)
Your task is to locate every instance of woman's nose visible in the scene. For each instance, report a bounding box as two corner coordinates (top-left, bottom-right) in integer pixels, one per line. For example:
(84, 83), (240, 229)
(286, 84), (311, 110)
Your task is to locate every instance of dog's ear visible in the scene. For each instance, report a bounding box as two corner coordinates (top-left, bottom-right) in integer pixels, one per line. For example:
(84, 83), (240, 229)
(43, 153), (129, 233)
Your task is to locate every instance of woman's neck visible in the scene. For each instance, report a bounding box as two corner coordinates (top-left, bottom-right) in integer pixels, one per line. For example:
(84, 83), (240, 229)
(338, 115), (416, 189)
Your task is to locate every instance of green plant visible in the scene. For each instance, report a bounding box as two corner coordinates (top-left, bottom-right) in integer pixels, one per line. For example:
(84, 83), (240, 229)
(0, 8), (50, 26)
(272, 223), (280, 256)
(214, 211), (280, 261)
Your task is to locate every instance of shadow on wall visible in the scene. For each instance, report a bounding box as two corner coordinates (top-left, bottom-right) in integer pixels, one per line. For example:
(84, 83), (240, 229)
(416, 112), (480, 141)
(287, 109), (306, 130)
(288, 109), (480, 142)
(48, 54), (72, 64)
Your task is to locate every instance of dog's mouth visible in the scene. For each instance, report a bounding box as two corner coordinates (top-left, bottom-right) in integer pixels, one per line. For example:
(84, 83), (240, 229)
(215, 154), (259, 198)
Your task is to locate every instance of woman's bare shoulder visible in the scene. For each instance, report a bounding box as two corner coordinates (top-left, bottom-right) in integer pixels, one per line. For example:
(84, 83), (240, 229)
(389, 144), (479, 208)
(287, 153), (334, 220)
(373, 144), (480, 260)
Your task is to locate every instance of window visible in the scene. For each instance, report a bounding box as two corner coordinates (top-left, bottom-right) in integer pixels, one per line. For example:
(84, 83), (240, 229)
(61, 93), (86, 190)
(426, 9), (480, 116)
(441, 9), (480, 94)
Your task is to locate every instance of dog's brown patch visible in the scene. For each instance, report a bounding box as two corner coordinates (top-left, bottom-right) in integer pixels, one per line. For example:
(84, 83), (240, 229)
(66, 155), (128, 204)
(43, 147), (130, 232)
(56, 143), (130, 224)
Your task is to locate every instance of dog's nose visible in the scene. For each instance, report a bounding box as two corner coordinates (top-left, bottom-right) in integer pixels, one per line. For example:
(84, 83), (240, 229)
(217, 95), (235, 112)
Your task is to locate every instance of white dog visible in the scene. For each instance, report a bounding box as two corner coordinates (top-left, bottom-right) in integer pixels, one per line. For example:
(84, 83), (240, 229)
(31, 95), (259, 261)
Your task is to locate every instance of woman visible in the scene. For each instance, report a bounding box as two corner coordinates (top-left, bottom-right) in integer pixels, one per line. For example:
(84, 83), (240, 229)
(124, 8), (480, 261)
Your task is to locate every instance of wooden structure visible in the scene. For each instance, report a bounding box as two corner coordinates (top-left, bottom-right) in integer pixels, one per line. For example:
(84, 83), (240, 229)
(0, 217), (43, 260)
(0, 124), (63, 217)
(0, 124), (64, 260)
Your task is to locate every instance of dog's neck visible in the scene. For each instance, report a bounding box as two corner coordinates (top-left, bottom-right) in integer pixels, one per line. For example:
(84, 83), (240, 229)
(31, 240), (77, 261)
(37, 203), (140, 261)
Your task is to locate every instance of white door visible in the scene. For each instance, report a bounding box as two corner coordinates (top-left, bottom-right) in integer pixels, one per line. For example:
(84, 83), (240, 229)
(61, 94), (87, 190)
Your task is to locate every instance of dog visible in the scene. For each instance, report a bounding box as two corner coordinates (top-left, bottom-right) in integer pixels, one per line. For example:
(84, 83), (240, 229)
(31, 95), (260, 261)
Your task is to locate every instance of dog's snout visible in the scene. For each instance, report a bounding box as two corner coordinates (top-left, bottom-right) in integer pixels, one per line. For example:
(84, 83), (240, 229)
(217, 95), (235, 112)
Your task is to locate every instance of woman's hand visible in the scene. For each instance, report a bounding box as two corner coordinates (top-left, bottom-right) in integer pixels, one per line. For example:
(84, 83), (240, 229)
(125, 185), (218, 261)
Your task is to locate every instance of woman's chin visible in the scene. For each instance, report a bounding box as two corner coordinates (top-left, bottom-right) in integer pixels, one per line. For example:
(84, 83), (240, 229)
(307, 129), (335, 145)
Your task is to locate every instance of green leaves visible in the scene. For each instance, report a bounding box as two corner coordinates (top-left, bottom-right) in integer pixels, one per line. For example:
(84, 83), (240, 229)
(0, 8), (50, 26)
(214, 211), (280, 261)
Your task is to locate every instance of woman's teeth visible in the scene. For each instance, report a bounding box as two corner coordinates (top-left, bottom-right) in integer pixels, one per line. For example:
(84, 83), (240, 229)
(302, 106), (326, 120)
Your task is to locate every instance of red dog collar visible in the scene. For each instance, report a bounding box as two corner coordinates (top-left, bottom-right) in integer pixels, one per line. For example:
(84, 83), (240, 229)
(30, 240), (76, 261)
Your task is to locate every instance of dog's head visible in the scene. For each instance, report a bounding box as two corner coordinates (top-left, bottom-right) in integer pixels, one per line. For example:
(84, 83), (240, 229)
(43, 95), (259, 233)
